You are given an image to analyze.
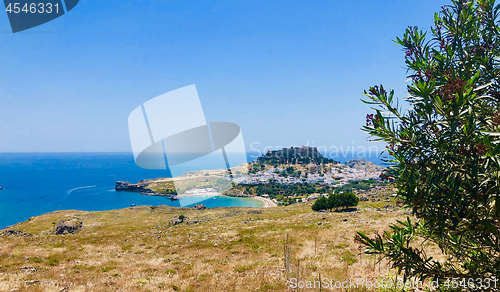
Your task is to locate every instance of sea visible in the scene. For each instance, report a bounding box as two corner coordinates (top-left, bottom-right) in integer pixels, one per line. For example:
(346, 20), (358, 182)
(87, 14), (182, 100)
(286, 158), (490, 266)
(0, 151), (386, 229)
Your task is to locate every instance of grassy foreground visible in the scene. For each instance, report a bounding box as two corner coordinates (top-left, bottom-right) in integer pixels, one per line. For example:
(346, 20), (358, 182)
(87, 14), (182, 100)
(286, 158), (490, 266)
(0, 198), (409, 292)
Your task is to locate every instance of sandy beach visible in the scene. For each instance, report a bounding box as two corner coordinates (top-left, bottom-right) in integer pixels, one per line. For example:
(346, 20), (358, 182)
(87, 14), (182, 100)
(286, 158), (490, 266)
(253, 196), (277, 207)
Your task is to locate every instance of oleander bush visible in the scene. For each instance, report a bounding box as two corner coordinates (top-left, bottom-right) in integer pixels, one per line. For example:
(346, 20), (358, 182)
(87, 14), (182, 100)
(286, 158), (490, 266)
(356, 0), (500, 289)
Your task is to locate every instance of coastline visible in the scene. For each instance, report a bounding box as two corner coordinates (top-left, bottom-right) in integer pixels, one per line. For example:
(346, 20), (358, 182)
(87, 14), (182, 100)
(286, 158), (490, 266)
(252, 196), (277, 207)
(181, 191), (274, 208)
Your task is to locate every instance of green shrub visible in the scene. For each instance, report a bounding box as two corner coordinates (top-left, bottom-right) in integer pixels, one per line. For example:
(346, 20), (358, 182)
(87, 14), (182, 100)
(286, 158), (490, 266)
(311, 196), (328, 211)
(47, 258), (59, 266)
(100, 266), (114, 272)
(28, 257), (42, 263)
(312, 192), (359, 211)
(234, 265), (252, 272)
(122, 244), (133, 251)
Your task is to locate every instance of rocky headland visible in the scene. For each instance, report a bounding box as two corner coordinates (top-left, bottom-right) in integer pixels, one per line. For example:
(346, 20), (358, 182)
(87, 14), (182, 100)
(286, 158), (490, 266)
(115, 180), (164, 196)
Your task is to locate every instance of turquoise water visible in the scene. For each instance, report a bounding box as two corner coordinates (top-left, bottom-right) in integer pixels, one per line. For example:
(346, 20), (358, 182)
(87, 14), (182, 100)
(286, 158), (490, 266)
(0, 153), (263, 229)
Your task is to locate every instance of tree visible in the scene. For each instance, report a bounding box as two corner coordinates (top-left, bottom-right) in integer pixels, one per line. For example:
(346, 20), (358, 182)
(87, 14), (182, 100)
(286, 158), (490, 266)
(325, 192), (359, 211)
(356, 0), (500, 286)
(339, 193), (359, 209)
(312, 196), (328, 211)
(327, 193), (341, 210)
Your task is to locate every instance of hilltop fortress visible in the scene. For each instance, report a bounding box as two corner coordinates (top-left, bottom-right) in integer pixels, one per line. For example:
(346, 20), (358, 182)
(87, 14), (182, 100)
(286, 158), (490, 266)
(257, 146), (335, 165)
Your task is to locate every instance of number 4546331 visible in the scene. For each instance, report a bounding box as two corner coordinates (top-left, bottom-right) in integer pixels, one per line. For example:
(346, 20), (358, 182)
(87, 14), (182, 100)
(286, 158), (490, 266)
(6, 3), (59, 14)
(443, 278), (497, 289)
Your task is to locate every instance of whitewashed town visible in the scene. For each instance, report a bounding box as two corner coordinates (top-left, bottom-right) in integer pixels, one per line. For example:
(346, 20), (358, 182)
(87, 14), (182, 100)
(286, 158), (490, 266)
(234, 162), (382, 187)
(234, 146), (385, 187)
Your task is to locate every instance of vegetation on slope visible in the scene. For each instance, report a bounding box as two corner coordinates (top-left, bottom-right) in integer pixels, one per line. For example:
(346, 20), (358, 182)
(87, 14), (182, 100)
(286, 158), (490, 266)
(0, 193), (416, 292)
(312, 193), (360, 212)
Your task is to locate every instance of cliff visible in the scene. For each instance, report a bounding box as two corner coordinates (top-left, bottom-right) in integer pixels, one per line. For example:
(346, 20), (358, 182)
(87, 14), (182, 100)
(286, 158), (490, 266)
(115, 181), (165, 196)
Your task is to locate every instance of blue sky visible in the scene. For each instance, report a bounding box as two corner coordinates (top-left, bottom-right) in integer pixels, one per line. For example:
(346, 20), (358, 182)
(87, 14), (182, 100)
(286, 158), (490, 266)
(0, 0), (444, 154)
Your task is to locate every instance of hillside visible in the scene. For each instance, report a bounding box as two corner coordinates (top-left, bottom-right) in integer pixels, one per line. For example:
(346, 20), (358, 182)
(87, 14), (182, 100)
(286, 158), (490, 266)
(346, 159), (385, 173)
(0, 189), (419, 292)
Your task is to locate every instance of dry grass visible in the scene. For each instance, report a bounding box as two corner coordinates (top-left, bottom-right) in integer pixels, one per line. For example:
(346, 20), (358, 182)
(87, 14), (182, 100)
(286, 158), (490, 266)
(0, 198), (413, 292)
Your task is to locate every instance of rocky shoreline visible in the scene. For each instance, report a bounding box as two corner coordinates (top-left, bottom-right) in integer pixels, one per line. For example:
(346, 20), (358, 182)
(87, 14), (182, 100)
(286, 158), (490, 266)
(115, 181), (268, 205)
(115, 181), (182, 200)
